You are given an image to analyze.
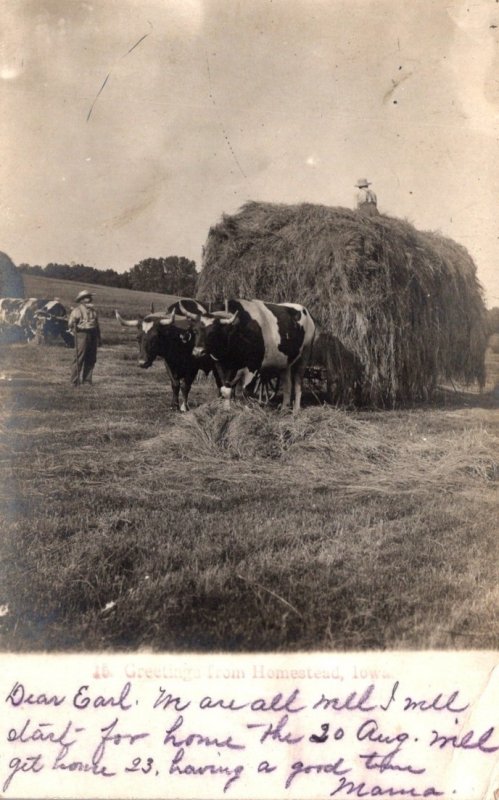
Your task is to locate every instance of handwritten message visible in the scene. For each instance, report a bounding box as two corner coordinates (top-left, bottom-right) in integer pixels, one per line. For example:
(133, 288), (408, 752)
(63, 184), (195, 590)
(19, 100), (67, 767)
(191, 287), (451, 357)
(1, 653), (498, 799)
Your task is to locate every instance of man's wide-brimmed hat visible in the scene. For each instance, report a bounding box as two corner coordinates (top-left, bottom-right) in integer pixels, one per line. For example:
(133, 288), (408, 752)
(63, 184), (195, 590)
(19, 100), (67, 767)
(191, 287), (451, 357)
(75, 290), (93, 302)
(355, 178), (372, 188)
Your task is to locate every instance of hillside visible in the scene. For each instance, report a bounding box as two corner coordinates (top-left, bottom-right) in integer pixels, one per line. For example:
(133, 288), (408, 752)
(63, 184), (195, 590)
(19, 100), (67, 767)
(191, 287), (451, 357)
(22, 274), (177, 320)
(21, 274), (178, 345)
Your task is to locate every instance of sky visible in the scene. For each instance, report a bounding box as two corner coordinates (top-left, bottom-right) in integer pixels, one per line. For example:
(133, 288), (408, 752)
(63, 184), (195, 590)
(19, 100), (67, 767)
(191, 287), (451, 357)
(1, 0), (498, 305)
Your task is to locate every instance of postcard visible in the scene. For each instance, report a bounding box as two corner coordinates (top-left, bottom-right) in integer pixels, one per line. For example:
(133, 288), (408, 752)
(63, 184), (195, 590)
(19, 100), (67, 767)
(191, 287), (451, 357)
(1, 1), (498, 798)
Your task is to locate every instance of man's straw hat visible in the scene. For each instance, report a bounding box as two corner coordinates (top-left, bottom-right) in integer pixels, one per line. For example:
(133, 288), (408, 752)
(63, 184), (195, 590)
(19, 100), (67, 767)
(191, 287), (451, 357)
(355, 178), (372, 188)
(75, 290), (93, 302)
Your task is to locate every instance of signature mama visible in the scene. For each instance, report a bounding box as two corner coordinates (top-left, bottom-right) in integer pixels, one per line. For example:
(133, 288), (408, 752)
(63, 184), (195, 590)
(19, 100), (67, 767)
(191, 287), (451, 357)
(329, 778), (443, 797)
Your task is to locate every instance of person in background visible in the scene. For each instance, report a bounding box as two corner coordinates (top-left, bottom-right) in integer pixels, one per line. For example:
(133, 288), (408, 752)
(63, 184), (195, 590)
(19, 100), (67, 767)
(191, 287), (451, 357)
(354, 178), (379, 216)
(68, 290), (102, 386)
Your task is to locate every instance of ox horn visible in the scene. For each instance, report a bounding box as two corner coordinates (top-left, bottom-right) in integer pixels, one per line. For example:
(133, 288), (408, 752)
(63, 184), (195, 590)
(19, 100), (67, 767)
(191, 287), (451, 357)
(178, 301), (200, 321)
(142, 311), (174, 324)
(115, 310), (139, 327)
(158, 310), (175, 326)
(219, 310), (239, 325)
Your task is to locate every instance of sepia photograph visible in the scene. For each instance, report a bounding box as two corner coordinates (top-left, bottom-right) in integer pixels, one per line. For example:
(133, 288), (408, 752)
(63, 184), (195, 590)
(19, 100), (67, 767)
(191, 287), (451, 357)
(1, 0), (498, 661)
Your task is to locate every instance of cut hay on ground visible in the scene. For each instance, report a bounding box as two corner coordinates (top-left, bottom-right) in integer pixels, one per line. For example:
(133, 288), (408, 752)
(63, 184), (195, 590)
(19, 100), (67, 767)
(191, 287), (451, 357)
(197, 202), (488, 405)
(141, 402), (498, 498)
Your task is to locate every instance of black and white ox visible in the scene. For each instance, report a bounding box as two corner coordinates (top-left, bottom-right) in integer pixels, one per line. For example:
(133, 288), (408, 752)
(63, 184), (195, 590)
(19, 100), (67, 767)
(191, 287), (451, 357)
(0, 298), (26, 342)
(33, 300), (74, 346)
(0, 297), (49, 340)
(18, 298), (50, 338)
(0, 298), (25, 326)
(115, 299), (222, 412)
(179, 298), (315, 411)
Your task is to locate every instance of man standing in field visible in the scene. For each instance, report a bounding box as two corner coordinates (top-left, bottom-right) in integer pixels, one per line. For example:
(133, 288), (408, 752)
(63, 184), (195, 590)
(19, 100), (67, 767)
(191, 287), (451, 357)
(354, 178), (379, 216)
(68, 290), (102, 386)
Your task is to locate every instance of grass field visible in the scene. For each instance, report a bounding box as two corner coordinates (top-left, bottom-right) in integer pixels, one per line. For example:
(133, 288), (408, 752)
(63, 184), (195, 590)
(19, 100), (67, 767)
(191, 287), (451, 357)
(20, 273), (177, 344)
(0, 276), (498, 652)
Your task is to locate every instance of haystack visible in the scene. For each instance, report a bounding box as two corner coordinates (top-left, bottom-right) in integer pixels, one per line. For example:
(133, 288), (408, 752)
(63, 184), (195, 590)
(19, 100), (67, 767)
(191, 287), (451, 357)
(0, 251), (24, 298)
(197, 202), (487, 405)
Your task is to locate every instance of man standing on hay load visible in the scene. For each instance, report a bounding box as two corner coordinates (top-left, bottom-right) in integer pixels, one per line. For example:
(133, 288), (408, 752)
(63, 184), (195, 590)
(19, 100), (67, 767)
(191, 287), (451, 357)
(355, 178), (379, 216)
(68, 290), (102, 386)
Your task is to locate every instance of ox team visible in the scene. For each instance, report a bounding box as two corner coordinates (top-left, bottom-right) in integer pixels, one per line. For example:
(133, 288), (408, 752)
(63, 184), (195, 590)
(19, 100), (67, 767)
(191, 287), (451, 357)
(0, 296), (74, 346)
(117, 297), (315, 412)
(2, 290), (315, 409)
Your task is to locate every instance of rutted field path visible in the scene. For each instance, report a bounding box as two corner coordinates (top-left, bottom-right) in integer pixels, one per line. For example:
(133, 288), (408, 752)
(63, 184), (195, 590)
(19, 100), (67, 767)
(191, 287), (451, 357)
(0, 340), (498, 652)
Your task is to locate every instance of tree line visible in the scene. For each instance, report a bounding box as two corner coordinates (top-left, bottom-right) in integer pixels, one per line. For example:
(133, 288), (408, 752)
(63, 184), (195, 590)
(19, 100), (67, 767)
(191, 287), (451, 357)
(18, 257), (197, 296)
(488, 306), (499, 335)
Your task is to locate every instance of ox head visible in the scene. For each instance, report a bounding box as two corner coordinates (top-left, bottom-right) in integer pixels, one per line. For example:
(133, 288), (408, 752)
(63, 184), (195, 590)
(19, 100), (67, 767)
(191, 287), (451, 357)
(178, 301), (239, 358)
(115, 309), (179, 368)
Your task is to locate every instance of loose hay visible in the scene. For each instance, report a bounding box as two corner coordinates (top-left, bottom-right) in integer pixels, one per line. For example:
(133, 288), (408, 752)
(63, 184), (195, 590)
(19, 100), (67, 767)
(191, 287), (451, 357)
(140, 403), (498, 498)
(198, 202), (488, 406)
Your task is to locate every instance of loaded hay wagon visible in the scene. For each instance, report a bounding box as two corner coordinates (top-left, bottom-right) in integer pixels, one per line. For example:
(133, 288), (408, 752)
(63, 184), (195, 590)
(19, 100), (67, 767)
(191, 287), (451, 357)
(197, 202), (488, 407)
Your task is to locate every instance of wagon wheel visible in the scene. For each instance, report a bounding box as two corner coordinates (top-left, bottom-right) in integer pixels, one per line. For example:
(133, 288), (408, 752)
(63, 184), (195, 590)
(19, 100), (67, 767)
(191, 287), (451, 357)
(248, 374), (280, 405)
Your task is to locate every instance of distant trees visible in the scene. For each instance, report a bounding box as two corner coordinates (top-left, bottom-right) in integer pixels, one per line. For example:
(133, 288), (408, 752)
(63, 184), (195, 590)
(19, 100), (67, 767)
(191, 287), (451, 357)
(18, 256), (198, 295)
(18, 262), (131, 288)
(487, 307), (499, 335)
(128, 257), (196, 296)
(18, 263), (44, 276)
